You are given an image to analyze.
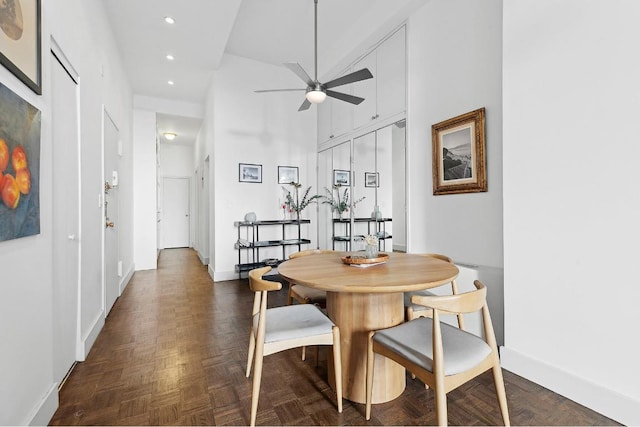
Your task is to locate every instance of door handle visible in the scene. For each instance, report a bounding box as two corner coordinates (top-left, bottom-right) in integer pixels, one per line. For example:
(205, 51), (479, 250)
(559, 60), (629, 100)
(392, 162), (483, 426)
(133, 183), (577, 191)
(67, 234), (76, 240)
(106, 221), (114, 228)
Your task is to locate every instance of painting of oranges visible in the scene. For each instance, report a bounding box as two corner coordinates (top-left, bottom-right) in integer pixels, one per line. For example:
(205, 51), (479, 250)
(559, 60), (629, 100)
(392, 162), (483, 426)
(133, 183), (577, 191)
(0, 82), (41, 242)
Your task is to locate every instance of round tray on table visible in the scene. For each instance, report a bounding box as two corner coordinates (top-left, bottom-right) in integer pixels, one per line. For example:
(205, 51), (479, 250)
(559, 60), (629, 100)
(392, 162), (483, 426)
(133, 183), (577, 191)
(341, 253), (389, 265)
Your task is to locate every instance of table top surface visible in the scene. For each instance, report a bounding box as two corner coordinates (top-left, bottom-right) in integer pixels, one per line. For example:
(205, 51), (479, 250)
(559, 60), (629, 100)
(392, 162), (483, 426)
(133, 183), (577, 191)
(278, 251), (459, 293)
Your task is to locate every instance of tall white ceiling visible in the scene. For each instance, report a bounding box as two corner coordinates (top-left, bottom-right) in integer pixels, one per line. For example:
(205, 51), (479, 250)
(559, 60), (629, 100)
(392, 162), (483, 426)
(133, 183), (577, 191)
(103, 0), (426, 144)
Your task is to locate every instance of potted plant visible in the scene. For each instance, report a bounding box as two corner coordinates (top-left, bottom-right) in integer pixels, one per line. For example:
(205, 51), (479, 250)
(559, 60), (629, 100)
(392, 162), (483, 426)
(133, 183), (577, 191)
(281, 182), (321, 222)
(320, 184), (365, 219)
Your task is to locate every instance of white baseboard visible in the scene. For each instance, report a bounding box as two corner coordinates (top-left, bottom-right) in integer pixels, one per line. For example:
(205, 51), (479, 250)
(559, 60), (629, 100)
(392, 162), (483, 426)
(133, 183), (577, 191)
(211, 267), (238, 282)
(81, 311), (105, 359)
(119, 264), (135, 294)
(197, 251), (209, 265)
(27, 382), (58, 426)
(500, 346), (639, 426)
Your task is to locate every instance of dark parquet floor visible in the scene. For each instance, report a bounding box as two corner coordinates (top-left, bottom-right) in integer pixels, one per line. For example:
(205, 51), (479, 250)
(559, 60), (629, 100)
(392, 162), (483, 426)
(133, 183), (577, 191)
(49, 248), (620, 426)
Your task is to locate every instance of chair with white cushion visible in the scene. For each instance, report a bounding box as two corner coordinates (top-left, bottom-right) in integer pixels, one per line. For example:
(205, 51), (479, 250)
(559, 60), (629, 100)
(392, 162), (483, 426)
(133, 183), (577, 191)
(366, 280), (509, 426)
(245, 266), (342, 427)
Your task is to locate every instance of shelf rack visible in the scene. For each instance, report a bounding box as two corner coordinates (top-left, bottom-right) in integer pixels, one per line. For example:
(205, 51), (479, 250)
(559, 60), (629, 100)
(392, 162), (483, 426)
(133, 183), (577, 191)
(332, 217), (392, 251)
(235, 219), (311, 277)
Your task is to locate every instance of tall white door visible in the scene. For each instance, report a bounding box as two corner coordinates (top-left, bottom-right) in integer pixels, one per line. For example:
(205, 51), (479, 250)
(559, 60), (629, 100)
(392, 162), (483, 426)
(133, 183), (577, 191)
(163, 177), (190, 248)
(51, 49), (81, 384)
(104, 112), (119, 316)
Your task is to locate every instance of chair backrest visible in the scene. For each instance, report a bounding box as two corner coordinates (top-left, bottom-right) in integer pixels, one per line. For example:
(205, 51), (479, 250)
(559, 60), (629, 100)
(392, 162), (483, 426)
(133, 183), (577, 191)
(289, 249), (334, 259)
(248, 266), (281, 292)
(419, 253), (453, 264)
(410, 280), (486, 315)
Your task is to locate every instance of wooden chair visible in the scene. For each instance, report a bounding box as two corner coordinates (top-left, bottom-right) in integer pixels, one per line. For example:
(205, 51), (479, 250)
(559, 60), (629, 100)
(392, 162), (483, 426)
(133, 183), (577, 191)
(245, 266), (342, 427)
(366, 280), (510, 426)
(287, 249), (333, 307)
(405, 253), (465, 329)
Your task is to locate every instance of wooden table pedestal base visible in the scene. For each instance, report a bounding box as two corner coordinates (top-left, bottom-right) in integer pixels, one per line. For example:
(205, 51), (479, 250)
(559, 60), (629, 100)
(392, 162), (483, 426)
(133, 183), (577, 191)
(326, 291), (405, 404)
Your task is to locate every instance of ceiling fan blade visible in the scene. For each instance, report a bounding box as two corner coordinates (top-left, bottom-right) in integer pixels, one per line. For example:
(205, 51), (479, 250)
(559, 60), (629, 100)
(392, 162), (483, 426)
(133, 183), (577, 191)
(284, 62), (314, 87)
(298, 98), (312, 111)
(326, 90), (365, 105)
(254, 88), (306, 93)
(323, 68), (373, 89)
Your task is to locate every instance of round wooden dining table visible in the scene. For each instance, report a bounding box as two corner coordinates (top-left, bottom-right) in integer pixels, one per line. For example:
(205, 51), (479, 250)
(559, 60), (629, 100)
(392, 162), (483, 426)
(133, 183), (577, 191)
(277, 251), (459, 404)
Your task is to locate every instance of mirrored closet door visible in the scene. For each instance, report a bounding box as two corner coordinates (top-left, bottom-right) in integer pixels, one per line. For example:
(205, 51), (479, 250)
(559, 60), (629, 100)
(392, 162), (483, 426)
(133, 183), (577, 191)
(316, 120), (405, 252)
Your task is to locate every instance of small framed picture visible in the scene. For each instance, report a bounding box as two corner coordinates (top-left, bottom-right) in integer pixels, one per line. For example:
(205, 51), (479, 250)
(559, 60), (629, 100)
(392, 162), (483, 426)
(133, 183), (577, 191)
(239, 163), (262, 183)
(278, 166), (299, 184)
(365, 172), (379, 187)
(333, 169), (350, 186)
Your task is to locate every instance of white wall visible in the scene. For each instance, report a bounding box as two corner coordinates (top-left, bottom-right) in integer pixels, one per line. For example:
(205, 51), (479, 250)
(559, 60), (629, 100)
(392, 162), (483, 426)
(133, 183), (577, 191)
(204, 54), (318, 280)
(0, 0), (134, 424)
(406, 0), (503, 268)
(501, 2), (640, 425)
(132, 109), (157, 270)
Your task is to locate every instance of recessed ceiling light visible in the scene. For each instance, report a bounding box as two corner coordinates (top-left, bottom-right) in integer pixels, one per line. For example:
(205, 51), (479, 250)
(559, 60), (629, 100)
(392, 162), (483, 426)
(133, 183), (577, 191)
(167, 80), (174, 85)
(166, 54), (174, 61)
(163, 132), (177, 141)
(164, 16), (175, 24)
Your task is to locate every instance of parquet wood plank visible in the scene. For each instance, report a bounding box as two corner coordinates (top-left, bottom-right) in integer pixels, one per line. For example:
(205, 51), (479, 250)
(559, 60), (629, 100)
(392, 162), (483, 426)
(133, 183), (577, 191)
(48, 248), (621, 426)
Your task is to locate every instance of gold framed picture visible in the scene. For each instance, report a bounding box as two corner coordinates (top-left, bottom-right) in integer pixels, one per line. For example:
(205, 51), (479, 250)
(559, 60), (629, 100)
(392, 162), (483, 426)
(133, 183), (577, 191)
(432, 107), (486, 195)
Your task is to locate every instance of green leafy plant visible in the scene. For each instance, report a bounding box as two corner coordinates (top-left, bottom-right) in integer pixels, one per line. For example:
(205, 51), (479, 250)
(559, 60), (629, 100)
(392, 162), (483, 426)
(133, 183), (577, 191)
(320, 184), (365, 216)
(282, 182), (321, 219)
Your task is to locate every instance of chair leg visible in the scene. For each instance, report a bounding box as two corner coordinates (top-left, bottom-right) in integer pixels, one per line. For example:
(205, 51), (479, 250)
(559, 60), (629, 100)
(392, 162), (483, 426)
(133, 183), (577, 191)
(301, 346), (306, 361)
(492, 364), (510, 426)
(332, 327), (343, 413)
(365, 331), (374, 420)
(250, 341), (265, 427)
(246, 328), (255, 377)
(434, 382), (448, 427)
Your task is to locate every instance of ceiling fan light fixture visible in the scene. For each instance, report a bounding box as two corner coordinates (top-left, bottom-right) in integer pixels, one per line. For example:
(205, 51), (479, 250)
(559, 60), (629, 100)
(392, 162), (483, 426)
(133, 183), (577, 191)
(305, 88), (326, 104)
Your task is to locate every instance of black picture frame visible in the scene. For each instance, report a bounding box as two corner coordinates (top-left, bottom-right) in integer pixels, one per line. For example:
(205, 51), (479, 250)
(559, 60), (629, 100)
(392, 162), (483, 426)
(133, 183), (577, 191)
(0, 0), (42, 94)
(365, 172), (379, 188)
(333, 169), (350, 186)
(277, 166), (299, 184)
(239, 163), (262, 183)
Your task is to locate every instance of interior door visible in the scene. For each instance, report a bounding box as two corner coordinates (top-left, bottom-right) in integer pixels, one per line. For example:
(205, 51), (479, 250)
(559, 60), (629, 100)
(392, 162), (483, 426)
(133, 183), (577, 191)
(51, 48), (81, 384)
(163, 177), (190, 248)
(104, 112), (119, 316)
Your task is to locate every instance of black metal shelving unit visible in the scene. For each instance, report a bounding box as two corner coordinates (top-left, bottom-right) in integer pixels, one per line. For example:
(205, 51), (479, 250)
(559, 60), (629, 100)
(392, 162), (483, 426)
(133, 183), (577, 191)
(332, 217), (392, 251)
(235, 219), (311, 277)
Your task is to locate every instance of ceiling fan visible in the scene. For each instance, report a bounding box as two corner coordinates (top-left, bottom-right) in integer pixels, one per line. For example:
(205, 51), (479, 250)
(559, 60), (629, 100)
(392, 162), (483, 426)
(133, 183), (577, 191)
(255, 0), (373, 111)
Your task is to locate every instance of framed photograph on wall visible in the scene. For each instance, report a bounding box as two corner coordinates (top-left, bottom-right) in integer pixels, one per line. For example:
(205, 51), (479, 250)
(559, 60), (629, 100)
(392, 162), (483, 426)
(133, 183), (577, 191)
(239, 163), (262, 183)
(365, 172), (379, 188)
(432, 107), (487, 195)
(277, 166), (298, 184)
(333, 169), (350, 186)
(0, 0), (42, 94)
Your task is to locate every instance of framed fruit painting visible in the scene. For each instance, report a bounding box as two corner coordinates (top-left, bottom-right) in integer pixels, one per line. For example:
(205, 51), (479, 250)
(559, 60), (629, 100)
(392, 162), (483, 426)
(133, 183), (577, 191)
(0, 81), (41, 242)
